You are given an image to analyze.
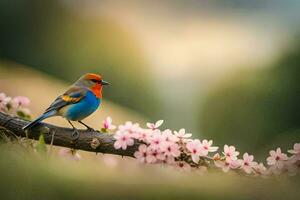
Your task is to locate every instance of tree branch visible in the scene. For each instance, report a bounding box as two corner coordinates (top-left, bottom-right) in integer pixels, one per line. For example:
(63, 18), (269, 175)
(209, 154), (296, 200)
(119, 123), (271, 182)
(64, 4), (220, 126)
(0, 112), (139, 157)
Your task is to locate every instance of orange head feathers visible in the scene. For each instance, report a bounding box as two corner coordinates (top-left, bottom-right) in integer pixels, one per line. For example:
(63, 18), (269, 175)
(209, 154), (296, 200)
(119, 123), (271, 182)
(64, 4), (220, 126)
(75, 73), (110, 98)
(85, 73), (102, 82)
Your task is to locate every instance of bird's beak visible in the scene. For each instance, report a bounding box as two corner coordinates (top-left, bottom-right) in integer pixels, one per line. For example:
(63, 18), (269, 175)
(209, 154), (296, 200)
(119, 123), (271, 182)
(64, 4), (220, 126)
(102, 80), (110, 85)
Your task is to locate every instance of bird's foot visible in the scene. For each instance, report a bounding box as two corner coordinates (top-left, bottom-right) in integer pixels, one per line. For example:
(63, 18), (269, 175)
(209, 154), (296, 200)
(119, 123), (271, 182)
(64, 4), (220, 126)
(86, 127), (95, 132)
(78, 121), (95, 132)
(71, 129), (80, 141)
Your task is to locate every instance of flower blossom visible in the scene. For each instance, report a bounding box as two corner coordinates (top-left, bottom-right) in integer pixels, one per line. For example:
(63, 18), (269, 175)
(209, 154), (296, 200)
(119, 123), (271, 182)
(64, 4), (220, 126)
(186, 139), (206, 163)
(113, 131), (134, 150)
(12, 96), (30, 107)
(111, 118), (298, 176)
(0, 93), (11, 111)
(174, 128), (192, 140)
(146, 147), (165, 163)
(288, 143), (300, 163)
(223, 145), (239, 162)
(201, 139), (218, 155)
(214, 159), (240, 173)
(162, 155), (176, 165)
(175, 161), (191, 171)
(134, 144), (148, 163)
(285, 159), (298, 176)
(102, 116), (116, 131)
(239, 153), (257, 174)
(253, 163), (267, 175)
(136, 129), (151, 142)
(146, 120), (163, 130)
(162, 129), (179, 143)
(148, 132), (165, 150)
(118, 121), (140, 138)
(288, 143), (300, 155)
(162, 142), (181, 158)
(266, 148), (288, 169)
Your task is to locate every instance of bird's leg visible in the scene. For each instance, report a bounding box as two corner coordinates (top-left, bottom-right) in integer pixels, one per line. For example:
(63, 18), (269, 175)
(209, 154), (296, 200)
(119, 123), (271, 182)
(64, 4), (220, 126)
(78, 121), (95, 131)
(67, 120), (80, 142)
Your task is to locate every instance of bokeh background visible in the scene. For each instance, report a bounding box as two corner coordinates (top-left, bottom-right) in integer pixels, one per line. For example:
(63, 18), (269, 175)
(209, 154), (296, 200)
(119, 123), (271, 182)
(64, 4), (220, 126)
(0, 0), (300, 199)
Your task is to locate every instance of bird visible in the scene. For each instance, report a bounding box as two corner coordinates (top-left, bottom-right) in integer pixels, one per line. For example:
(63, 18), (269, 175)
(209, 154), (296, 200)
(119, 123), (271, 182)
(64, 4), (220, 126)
(22, 73), (110, 140)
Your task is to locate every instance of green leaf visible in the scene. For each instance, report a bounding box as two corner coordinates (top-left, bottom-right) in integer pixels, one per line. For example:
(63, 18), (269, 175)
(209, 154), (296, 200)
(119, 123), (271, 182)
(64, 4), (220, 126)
(35, 134), (47, 153)
(16, 110), (31, 120)
(100, 128), (108, 133)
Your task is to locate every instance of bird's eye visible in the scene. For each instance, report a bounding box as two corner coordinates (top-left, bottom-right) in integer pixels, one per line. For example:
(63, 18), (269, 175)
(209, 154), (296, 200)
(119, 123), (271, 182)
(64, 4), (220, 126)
(91, 79), (99, 83)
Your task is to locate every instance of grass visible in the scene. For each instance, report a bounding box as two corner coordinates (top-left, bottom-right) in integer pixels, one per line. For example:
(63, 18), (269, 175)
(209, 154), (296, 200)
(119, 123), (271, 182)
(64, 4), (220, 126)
(0, 142), (299, 200)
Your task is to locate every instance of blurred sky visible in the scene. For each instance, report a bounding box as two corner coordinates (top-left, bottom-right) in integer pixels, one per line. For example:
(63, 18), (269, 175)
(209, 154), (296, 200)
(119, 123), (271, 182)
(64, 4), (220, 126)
(64, 0), (295, 77)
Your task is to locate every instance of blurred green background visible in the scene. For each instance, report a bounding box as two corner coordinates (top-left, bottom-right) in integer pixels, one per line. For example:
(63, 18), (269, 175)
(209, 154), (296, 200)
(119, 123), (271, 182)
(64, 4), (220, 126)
(0, 1), (300, 199)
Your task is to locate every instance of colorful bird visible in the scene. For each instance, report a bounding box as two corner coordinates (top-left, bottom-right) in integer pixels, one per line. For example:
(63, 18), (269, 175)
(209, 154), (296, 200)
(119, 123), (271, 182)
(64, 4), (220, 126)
(23, 73), (110, 139)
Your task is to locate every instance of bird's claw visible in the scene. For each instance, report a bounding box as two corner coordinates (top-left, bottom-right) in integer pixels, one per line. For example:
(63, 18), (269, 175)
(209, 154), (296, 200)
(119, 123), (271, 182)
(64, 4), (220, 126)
(86, 127), (95, 132)
(71, 129), (80, 141)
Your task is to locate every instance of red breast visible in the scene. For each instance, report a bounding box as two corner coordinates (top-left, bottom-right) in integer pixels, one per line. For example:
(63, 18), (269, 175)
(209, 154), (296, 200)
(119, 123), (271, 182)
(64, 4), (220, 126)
(92, 84), (102, 99)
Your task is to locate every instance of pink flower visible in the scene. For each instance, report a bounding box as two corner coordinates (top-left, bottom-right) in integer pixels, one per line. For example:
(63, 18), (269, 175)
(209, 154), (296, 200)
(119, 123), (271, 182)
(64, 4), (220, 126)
(146, 120), (163, 130)
(162, 142), (181, 157)
(201, 139), (218, 155)
(162, 155), (176, 165)
(134, 144), (148, 163)
(223, 145), (239, 162)
(288, 143), (300, 163)
(118, 121), (140, 138)
(136, 129), (151, 142)
(186, 139), (206, 163)
(267, 148), (288, 169)
(149, 132), (165, 150)
(239, 153), (257, 174)
(175, 161), (191, 171)
(285, 159), (298, 176)
(174, 128), (192, 139)
(113, 131), (134, 150)
(214, 159), (240, 173)
(146, 147), (165, 163)
(0, 93), (11, 111)
(12, 96), (30, 107)
(288, 143), (300, 155)
(58, 148), (81, 161)
(253, 163), (267, 175)
(102, 116), (116, 130)
(162, 129), (179, 143)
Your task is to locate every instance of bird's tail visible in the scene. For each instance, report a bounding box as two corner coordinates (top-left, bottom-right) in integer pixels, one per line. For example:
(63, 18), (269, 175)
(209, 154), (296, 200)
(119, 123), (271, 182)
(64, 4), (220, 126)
(22, 110), (56, 130)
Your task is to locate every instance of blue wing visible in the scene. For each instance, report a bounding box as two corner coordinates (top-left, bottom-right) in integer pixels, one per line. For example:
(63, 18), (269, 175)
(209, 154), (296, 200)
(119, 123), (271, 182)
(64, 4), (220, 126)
(44, 86), (87, 113)
(23, 86), (87, 130)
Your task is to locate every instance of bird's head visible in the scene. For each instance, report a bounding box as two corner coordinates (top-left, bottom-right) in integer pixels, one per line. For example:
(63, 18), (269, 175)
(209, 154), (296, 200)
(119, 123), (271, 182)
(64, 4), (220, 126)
(76, 73), (110, 98)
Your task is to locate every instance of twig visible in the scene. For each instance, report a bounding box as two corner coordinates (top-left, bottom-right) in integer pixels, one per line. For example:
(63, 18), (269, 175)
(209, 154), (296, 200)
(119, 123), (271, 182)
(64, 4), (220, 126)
(0, 112), (140, 157)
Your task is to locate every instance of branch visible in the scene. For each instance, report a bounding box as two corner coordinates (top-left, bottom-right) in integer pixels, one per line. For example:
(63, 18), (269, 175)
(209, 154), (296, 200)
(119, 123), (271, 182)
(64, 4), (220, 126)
(0, 112), (139, 157)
